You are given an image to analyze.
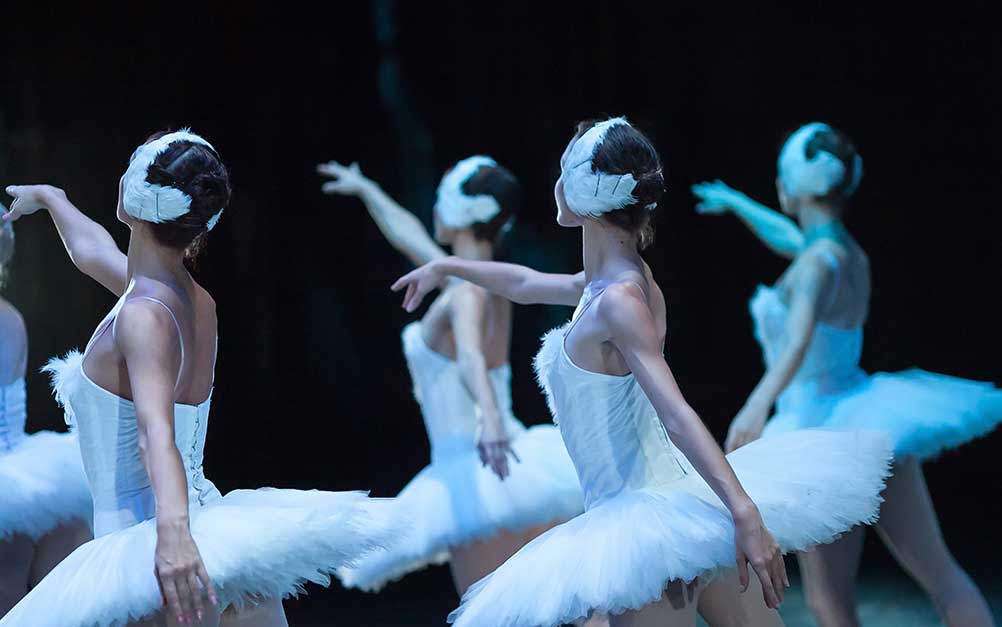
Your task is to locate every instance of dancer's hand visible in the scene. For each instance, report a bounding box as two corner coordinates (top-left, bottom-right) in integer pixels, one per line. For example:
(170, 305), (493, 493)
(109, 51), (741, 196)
(476, 416), (521, 480)
(391, 260), (448, 312)
(733, 503), (788, 609)
(725, 402), (768, 453)
(155, 519), (217, 625)
(3, 185), (64, 221)
(317, 160), (369, 196)
(691, 180), (745, 215)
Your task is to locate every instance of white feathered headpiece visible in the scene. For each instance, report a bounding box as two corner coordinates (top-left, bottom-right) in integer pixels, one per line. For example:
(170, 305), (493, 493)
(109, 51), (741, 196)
(434, 156), (503, 228)
(778, 122), (863, 198)
(122, 129), (225, 230)
(562, 117), (654, 217)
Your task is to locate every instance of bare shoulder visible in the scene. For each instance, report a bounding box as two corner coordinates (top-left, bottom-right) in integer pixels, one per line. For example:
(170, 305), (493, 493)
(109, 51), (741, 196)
(0, 299), (26, 337)
(802, 238), (849, 270)
(116, 299), (178, 343)
(597, 280), (656, 336)
(0, 299), (27, 357)
(447, 280), (489, 315)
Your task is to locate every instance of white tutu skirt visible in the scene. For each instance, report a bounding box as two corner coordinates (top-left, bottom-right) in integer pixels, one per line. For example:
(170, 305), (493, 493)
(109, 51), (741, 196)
(448, 429), (891, 627)
(0, 490), (401, 627)
(337, 425), (583, 592)
(764, 369), (1002, 461)
(0, 431), (92, 541)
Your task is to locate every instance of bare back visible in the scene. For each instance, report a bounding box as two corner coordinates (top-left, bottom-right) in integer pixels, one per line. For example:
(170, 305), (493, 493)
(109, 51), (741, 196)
(777, 232), (871, 330)
(563, 264), (668, 377)
(82, 275), (218, 406)
(0, 298), (27, 385)
(419, 282), (512, 369)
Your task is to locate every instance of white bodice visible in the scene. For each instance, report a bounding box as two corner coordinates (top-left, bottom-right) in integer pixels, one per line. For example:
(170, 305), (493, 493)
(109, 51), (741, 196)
(0, 378), (27, 452)
(49, 284), (220, 537)
(533, 287), (688, 510)
(402, 322), (524, 462)
(750, 285), (867, 413)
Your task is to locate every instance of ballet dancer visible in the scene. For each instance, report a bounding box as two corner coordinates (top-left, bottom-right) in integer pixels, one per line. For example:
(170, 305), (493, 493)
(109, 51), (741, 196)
(693, 121), (998, 627)
(0, 216), (92, 614)
(317, 157), (584, 598)
(0, 130), (401, 627)
(393, 117), (893, 627)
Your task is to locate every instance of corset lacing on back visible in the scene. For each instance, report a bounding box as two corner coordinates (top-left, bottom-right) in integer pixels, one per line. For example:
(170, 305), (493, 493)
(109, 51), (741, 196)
(56, 280), (220, 536)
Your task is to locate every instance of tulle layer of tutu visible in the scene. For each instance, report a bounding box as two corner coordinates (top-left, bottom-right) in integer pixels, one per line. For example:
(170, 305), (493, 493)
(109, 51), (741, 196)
(0, 489), (401, 627)
(448, 429), (892, 627)
(337, 425), (583, 592)
(0, 430), (92, 541)
(765, 369), (1002, 461)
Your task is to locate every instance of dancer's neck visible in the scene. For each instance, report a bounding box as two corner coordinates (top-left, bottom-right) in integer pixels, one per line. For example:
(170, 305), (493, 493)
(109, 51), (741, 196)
(126, 225), (190, 287)
(452, 230), (493, 261)
(581, 219), (644, 285)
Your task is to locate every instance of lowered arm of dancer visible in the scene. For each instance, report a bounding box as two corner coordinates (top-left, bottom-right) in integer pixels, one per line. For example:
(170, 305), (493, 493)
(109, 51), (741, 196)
(318, 160), (446, 266)
(725, 252), (834, 453)
(692, 180), (804, 259)
(116, 302), (217, 625)
(451, 283), (520, 480)
(598, 282), (788, 609)
(392, 256), (585, 309)
(3, 184), (128, 295)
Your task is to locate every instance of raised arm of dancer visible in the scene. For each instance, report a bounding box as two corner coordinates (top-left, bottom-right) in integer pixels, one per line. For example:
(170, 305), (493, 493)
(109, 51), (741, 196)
(725, 250), (835, 452)
(692, 180), (804, 258)
(3, 184), (128, 295)
(598, 282), (788, 609)
(116, 301), (216, 625)
(318, 161), (446, 266)
(451, 284), (519, 480)
(392, 256), (585, 309)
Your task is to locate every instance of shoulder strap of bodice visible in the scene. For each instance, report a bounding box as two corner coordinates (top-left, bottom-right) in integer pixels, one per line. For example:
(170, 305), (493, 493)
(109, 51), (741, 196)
(110, 296), (186, 393)
(565, 279), (648, 338)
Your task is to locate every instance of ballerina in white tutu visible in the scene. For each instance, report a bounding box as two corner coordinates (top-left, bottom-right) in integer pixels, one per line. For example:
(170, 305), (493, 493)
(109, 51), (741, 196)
(317, 157), (585, 598)
(392, 117), (893, 627)
(0, 217), (92, 614)
(0, 130), (401, 627)
(693, 121), (997, 626)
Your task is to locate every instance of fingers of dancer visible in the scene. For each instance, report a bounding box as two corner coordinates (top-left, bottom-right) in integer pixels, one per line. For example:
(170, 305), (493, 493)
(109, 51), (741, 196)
(735, 548), (750, 593)
(751, 554), (780, 609)
(158, 571), (185, 624)
(187, 571), (206, 623)
(176, 574), (196, 624)
(476, 440), (489, 467)
(493, 442), (510, 479)
(196, 562), (218, 609)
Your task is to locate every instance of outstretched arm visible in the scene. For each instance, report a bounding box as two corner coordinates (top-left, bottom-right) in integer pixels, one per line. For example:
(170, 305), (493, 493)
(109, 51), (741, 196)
(724, 251), (835, 452)
(116, 302), (217, 624)
(599, 282), (787, 609)
(318, 161), (445, 266)
(4, 185), (128, 295)
(391, 256), (584, 310)
(450, 284), (519, 480)
(692, 180), (804, 259)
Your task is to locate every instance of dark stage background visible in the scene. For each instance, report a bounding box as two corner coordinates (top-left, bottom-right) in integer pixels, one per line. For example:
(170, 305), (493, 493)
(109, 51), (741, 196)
(2, 2), (1000, 624)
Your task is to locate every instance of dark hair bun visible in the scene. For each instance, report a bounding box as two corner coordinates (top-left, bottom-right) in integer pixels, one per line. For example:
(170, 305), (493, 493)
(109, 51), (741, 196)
(140, 132), (232, 258)
(575, 119), (664, 249)
(803, 127), (860, 199)
(462, 163), (523, 243)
